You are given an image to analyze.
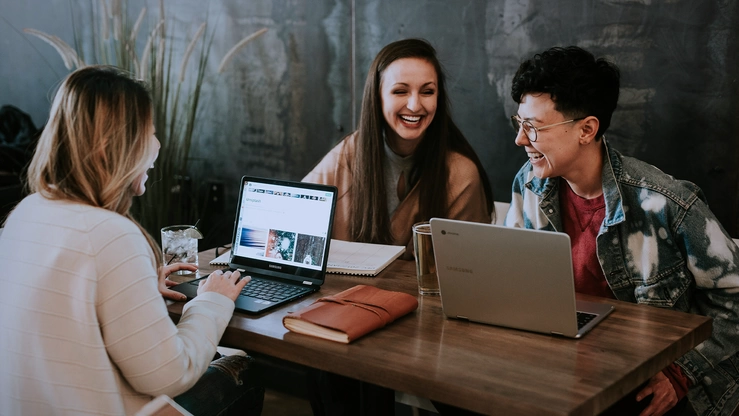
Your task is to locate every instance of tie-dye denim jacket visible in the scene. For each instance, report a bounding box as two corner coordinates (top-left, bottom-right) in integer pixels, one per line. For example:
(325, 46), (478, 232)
(505, 140), (739, 416)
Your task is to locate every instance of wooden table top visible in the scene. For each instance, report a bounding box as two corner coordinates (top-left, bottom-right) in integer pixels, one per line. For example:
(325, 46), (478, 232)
(167, 248), (712, 416)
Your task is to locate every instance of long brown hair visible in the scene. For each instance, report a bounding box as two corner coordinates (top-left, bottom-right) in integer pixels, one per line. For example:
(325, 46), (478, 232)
(27, 65), (162, 265)
(350, 38), (493, 243)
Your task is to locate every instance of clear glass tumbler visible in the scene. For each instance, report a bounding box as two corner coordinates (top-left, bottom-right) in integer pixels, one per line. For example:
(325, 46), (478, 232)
(412, 221), (439, 296)
(161, 225), (199, 276)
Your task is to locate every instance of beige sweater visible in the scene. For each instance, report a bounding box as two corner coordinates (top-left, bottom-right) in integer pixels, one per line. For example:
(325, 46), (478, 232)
(304, 133), (491, 257)
(0, 194), (234, 415)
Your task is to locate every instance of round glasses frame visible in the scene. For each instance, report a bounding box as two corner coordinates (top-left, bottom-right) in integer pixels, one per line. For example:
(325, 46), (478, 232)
(510, 115), (585, 142)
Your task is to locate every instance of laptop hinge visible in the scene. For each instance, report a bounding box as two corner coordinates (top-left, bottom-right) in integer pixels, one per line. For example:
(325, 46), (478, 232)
(302, 281), (313, 285)
(456, 315), (469, 321)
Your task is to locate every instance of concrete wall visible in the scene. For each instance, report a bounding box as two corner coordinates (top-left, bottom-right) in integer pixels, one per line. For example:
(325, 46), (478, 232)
(2, 0), (738, 235)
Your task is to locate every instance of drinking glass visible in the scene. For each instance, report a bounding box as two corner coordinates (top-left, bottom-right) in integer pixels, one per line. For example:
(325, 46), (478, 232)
(412, 221), (439, 296)
(161, 225), (199, 276)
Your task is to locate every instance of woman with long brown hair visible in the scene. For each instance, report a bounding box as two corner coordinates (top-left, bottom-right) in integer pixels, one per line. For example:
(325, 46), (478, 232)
(304, 39), (494, 415)
(304, 38), (493, 257)
(0, 66), (263, 415)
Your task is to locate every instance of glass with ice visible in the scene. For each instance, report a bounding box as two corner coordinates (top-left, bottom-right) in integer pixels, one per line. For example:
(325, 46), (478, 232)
(161, 225), (202, 276)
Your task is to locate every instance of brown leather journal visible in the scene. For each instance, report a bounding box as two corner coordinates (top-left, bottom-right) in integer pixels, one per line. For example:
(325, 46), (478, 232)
(282, 285), (418, 343)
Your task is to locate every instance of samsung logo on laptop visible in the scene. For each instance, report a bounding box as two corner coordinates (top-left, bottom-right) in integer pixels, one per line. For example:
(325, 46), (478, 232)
(447, 266), (473, 274)
(269, 264), (282, 270)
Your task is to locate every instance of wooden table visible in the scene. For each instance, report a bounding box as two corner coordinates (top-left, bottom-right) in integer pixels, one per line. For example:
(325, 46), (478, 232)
(167, 248), (712, 416)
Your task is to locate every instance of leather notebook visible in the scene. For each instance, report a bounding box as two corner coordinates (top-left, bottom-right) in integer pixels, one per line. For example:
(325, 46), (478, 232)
(282, 285), (418, 343)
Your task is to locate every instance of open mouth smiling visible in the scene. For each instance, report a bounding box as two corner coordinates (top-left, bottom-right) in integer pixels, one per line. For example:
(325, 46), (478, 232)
(400, 115), (421, 124)
(528, 151), (544, 161)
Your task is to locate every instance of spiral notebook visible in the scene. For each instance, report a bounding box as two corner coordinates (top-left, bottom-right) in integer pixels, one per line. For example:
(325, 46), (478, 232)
(326, 240), (405, 276)
(210, 250), (233, 266)
(211, 239), (404, 277)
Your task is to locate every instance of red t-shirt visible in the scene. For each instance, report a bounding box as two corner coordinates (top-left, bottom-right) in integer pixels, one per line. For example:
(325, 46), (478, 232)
(559, 180), (691, 403)
(559, 181), (613, 299)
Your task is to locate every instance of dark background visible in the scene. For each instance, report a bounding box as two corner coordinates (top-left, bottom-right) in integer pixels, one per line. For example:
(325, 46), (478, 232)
(2, 0), (737, 242)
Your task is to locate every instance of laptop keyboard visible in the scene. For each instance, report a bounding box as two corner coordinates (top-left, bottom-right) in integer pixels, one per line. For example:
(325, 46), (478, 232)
(239, 277), (312, 302)
(576, 311), (597, 329)
(187, 276), (312, 303)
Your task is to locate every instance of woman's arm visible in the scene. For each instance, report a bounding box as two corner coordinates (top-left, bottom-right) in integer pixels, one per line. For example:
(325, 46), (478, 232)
(445, 153), (491, 224)
(95, 221), (234, 398)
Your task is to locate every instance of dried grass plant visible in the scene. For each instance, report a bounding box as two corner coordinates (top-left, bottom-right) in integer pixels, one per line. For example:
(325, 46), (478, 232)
(24, 0), (267, 237)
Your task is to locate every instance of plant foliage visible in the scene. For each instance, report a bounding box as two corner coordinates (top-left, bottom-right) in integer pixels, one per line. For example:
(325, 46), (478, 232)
(24, 0), (266, 237)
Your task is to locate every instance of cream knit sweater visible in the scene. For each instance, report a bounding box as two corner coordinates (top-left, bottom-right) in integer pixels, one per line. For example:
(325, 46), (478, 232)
(0, 194), (234, 415)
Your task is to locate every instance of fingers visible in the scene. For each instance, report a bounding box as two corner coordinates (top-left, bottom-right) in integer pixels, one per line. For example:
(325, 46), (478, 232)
(162, 263), (198, 276)
(161, 287), (187, 301)
(636, 385), (653, 402)
(229, 270), (241, 281)
(196, 269), (251, 301)
(636, 372), (677, 416)
(236, 272), (251, 290)
(209, 269), (228, 279)
(164, 278), (179, 287)
(207, 269), (242, 281)
(639, 400), (671, 416)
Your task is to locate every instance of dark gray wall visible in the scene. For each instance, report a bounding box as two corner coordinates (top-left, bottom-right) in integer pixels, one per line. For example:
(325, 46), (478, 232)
(2, 0), (738, 235)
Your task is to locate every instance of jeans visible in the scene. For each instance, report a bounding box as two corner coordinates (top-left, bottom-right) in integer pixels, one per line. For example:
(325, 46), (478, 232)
(174, 355), (265, 416)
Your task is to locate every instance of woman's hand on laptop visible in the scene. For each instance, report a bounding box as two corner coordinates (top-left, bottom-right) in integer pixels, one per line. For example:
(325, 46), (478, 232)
(158, 263), (198, 301)
(198, 270), (251, 302)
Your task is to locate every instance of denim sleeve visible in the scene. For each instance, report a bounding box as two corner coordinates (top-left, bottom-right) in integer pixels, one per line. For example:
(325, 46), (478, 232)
(504, 166), (528, 228)
(504, 163), (554, 231)
(674, 199), (739, 382)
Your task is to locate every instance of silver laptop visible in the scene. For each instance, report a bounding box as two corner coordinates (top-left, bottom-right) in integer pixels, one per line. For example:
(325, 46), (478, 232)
(429, 218), (613, 338)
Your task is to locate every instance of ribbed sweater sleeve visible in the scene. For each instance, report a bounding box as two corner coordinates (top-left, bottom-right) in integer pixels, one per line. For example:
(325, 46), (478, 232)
(0, 194), (234, 415)
(95, 223), (234, 398)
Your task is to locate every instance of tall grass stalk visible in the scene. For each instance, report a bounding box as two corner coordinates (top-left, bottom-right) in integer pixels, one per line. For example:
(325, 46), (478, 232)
(24, 0), (266, 237)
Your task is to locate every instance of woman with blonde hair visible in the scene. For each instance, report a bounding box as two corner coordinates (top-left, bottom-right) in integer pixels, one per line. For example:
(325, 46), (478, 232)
(0, 66), (263, 415)
(304, 38), (493, 258)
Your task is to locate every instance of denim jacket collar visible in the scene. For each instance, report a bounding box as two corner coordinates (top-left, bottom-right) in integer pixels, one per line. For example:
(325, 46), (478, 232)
(525, 138), (626, 231)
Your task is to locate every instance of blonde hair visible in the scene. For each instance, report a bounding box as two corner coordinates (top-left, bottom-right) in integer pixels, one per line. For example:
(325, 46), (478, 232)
(27, 65), (162, 265)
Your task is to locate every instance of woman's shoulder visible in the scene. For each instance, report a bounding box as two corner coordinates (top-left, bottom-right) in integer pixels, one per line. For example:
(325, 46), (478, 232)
(445, 151), (482, 180)
(303, 133), (358, 182)
(13, 193), (133, 230)
(327, 132), (358, 157)
(6, 194), (146, 258)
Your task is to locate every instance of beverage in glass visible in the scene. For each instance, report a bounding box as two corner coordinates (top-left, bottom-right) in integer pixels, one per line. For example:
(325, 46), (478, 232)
(412, 222), (439, 296)
(161, 225), (199, 276)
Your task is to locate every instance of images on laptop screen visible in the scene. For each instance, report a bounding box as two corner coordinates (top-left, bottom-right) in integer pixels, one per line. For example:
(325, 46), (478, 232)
(230, 179), (335, 278)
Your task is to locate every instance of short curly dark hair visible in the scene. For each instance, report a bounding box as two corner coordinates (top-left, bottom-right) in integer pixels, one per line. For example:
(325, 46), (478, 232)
(511, 46), (620, 139)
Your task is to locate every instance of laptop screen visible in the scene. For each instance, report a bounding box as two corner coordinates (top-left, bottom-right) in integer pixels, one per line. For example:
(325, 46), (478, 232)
(229, 176), (337, 283)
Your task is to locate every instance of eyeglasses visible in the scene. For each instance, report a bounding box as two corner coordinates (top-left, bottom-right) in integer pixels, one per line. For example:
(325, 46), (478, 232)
(510, 115), (585, 142)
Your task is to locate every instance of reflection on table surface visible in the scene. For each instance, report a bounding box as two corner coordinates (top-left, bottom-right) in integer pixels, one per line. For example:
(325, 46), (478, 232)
(165, 248), (712, 416)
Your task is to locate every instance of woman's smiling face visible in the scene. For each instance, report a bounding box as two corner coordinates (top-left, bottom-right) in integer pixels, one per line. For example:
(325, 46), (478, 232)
(380, 57), (438, 156)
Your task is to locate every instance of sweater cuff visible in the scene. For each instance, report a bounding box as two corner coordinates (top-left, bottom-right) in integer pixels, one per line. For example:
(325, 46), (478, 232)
(182, 291), (235, 326)
(663, 363), (692, 402)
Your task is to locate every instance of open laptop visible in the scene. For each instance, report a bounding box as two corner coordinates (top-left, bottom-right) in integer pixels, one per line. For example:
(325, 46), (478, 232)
(172, 176), (337, 314)
(429, 218), (614, 338)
